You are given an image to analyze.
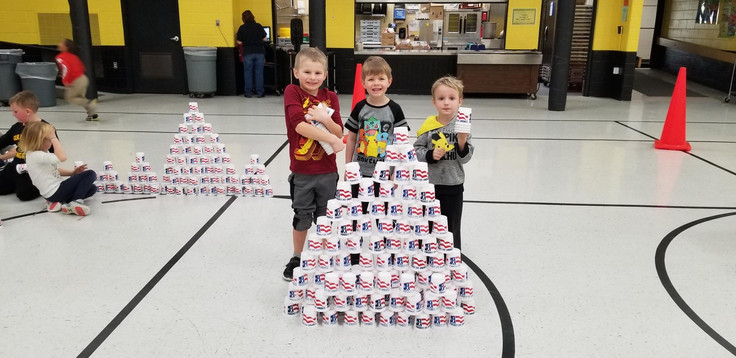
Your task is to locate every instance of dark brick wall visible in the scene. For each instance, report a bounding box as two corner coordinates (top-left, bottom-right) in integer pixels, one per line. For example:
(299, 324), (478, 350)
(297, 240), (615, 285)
(650, 45), (733, 93)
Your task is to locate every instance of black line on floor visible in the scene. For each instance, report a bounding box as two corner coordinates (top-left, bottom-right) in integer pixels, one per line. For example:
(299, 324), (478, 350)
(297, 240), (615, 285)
(264, 140), (289, 167)
(471, 137), (650, 142)
(684, 152), (736, 177)
(614, 121), (659, 140)
(1, 208), (47, 221)
(655, 211), (736, 356)
(463, 200), (736, 210)
(463, 254), (515, 358)
(100, 196), (157, 204)
(78, 196), (237, 358)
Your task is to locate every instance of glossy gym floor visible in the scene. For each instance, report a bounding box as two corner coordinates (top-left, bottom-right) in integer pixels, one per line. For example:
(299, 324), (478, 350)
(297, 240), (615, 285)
(1, 69), (735, 357)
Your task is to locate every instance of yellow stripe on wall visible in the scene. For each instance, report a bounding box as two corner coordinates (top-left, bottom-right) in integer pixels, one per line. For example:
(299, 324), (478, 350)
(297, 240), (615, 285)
(592, 0), (643, 52)
(505, 0), (542, 50)
(326, 0), (355, 49)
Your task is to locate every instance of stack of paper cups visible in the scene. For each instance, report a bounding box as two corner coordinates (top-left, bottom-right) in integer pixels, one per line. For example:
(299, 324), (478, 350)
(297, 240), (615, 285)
(372, 161), (391, 182)
(393, 127), (409, 145)
(384, 145), (401, 164)
(344, 162), (361, 183)
(455, 106), (472, 133)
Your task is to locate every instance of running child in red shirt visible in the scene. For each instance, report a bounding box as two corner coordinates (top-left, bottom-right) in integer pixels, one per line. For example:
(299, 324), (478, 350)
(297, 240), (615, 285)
(55, 39), (98, 121)
(282, 47), (345, 280)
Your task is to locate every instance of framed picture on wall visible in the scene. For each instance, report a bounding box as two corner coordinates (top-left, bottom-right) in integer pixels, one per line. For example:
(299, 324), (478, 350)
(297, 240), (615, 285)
(696, 0), (720, 24)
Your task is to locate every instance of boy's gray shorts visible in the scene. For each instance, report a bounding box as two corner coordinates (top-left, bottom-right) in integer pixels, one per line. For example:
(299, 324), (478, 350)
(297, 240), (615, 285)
(289, 172), (339, 231)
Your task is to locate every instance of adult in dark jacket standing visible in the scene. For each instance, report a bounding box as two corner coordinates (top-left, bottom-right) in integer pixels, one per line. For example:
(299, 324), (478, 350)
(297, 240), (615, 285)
(236, 10), (267, 98)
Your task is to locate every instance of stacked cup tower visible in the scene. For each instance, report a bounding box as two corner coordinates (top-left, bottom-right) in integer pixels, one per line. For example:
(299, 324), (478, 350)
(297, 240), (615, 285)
(284, 127), (476, 328)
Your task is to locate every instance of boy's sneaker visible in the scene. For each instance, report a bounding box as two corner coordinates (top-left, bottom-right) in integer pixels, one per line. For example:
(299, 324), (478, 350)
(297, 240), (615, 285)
(61, 201), (90, 216)
(86, 114), (99, 121)
(282, 256), (300, 281)
(46, 201), (62, 212)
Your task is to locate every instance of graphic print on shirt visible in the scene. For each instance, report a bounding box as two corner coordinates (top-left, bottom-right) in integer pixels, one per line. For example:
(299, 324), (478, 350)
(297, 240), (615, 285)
(431, 131), (458, 161)
(294, 97), (335, 161)
(357, 117), (391, 161)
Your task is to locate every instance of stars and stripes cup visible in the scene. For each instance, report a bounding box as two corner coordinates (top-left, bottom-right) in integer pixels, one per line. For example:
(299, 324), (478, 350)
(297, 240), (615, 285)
(439, 233), (455, 253)
(346, 235), (363, 253)
(324, 272), (339, 293)
(264, 185), (274, 197)
(358, 178), (375, 200)
(202, 122), (212, 133)
(173, 134), (184, 144)
(169, 145), (182, 155)
(192, 112), (204, 123)
(305, 286), (316, 304)
(315, 217), (332, 236)
(249, 154), (260, 165)
(188, 102), (199, 113)
(284, 297), (301, 316)
(106, 171), (119, 181)
(353, 294), (369, 312)
(389, 289), (406, 312)
(333, 294), (349, 311)
(400, 272), (416, 293)
(411, 253), (427, 271)
(322, 309), (338, 325)
(313, 272), (325, 288)
(369, 293), (386, 312)
(448, 308), (465, 327)
(429, 273), (447, 294)
(396, 219), (412, 237)
(387, 200), (403, 218)
(244, 165), (255, 175)
(431, 215), (449, 235)
(393, 127), (410, 145)
(127, 172), (138, 182)
(414, 313), (431, 329)
(335, 181), (352, 201)
(423, 237), (438, 254)
(137, 173), (148, 182)
(318, 254), (334, 270)
(394, 165), (411, 182)
(307, 234), (323, 252)
(344, 162), (360, 183)
(385, 236), (402, 253)
(447, 247), (462, 268)
(334, 220), (352, 238)
(346, 199), (362, 217)
(405, 292), (422, 313)
(359, 271), (374, 293)
(379, 311), (395, 327)
(134, 152), (145, 163)
(375, 253), (393, 271)
(131, 183), (144, 194)
(459, 281), (474, 298)
(314, 289), (329, 312)
(403, 145), (418, 163)
(300, 252), (316, 272)
(376, 271), (392, 292)
(384, 145), (401, 164)
(302, 306), (318, 327)
(355, 216), (372, 235)
(432, 313), (447, 328)
(259, 174), (270, 185)
(396, 311), (412, 327)
(442, 289), (459, 310)
(395, 252), (410, 270)
(120, 182), (132, 193)
(72, 161), (85, 169)
(287, 283), (305, 301)
(103, 161), (114, 171)
(373, 161), (391, 182)
(340, 272), (357, 294)
(149, 183), (160, 195)
(460, 298), (476, 315)
(344, 309), (359, 325)
(360, 312), (376, 326)
(420, 184), (436, 203)
(413, 219), (430, 236)
(390, 270), (400, 289)
(417, 271), (431, 289)
(242, 185), (254, 197)
(194, 134), (206, 144)
(403, 236), (420, 252)
(359, 251), (374, 269)
(423, 292), (441, 313)
(141, 162), (151, 172)
(324, 236), (340, 253)
(455, 107), (472, 133)
(407, 202), (423, 219)
(376, 218), (394, 235)
(215, 144), (227, 154)
(368, 235), (385, 253)
(221, 154), (232, 164)
(412, 162), (429, 182)
(292, 267), (308, 287)
(130, 163), (141, 172)
(207, 133), (219, 143)
(178, 123), (188, 133)
(397, 185), (415, 201)
(452, 264), (469, 283)
(335, 251), (351, 271)
(378, 181), (394, 199)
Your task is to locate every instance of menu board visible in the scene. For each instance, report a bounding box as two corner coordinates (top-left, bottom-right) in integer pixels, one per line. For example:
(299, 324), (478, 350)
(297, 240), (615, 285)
(512, 9), (536, 25)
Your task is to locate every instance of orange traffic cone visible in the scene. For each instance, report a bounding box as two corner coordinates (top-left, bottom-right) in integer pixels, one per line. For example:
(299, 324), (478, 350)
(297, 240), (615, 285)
(351, 63), (366, 111)
(655, 67), (691, 151)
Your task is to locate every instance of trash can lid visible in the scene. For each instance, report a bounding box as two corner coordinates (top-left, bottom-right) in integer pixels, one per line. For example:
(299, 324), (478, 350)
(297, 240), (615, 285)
(184, 46), (218, 55)
(15, 62), (59, 79)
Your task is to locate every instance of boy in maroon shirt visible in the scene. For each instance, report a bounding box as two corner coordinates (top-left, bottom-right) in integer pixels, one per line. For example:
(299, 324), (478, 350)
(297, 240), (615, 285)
(282, 47), (345, 280)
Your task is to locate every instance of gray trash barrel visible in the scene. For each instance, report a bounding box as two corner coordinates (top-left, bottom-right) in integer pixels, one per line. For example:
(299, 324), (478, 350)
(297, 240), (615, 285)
(183, 46), (217, 95)
(15, 62), (59, 107)
(0, 49), (24, 102)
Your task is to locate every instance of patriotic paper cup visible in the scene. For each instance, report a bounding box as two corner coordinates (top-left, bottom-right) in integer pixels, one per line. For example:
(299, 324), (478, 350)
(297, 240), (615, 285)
(344, 162), (360, 183)
(442, 289), (459, 310)
(429, 273), (447, 294)
(413, 219), (430, 237)
(411, 253), (427, 271)
(315, 217), (332, 236)
(390, 270), (401, 289)
(460, 298), (476, 315)
(359, 252), (374, 269)
(452, 264), (470, 283)
(360, 312), (376, 326)
(396, 219), (413, 237)
(353, 294), (369, 312)
(324, 236), (340, 253)
(459, 281), (474, 298)
(385, 237), (402, 253)
(414, 313), (431, 329)
(432, 314), (447, 328)
(346, 199), (363, 217)
(375, 252), (393, 271)
(358, 178), (375, 200)
(335, 251), (351, 271)
(378, 181), (394, 199)
(420, 183), (436, 203)
(369, 200), (385, 217)
(447, 247), (462, 267)
(314, 289), (329, 311)
(400, 272), (416, 293)
(355, 216), (372, 235)
(393, 127), (409, 145)
(335, 181), (352, 201)
(313, 272), (325, 288)
(346, 235), (363, 253)
(439, 233), (455, 252)
(344, 310), (359, 326)
(394, 164), (411, 182)
(188, 102), (199, 113)
(373, 161), (391, 182)
(322, 309), (338, 325)
(103, 161), (114, 171)
(359, 272), (375, 293)
(288, 283), (305, 301)
(417, 271), (431, 289)
(402, 145), (418, 163)
(389, 289), (406, 312)
(324, 272), (339, 293)
(325, 199), (343, 220)
(300, 252), (316, 271)
(396, 311), (413, 327)
(369, 293), (386, 312)
(376, 271), (392, 292)
(432, 215), (449, 235)
(405, 292), (422, 313)
(448, 308), (465, 327)
(340, 272), (357, 294)
(395, 252), (410, 270)
(250, 154), (260, 164)
(333, 294), (349, 311)
(368, 236), (385, 253)
(379, 311), (395, 327)
(407, 202), (423, 219)
(284, 297), (301, 316)
(403, 236), (420, 252)
(423, 292), (441, 313)
(302, 306), (318, 326)
(376, 218), (394, 235)
(384, 145), (401, 164)
(423, 237), (438, 254)
(318, 254), (334, 270)
(412, 162), (429, 182)
(334, 220), (352, 238)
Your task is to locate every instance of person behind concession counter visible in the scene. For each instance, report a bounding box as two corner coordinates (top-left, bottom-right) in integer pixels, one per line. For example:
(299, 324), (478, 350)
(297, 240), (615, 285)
(0, 91), (58, 201)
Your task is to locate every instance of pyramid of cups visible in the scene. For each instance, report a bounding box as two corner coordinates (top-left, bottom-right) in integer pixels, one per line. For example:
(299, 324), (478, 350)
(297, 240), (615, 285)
(94, 102), (273, 198)
(284, 126), (476, 328)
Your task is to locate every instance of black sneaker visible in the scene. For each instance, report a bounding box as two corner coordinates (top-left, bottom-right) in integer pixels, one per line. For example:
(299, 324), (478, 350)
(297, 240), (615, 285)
(282, 256), (300, 281)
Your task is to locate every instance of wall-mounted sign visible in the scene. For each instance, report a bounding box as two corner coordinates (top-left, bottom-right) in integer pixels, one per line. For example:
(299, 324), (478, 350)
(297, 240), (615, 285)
(512, 9), (537, 25)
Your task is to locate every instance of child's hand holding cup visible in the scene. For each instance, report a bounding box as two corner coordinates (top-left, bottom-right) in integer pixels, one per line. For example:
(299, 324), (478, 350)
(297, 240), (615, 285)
(455, 107), (472, 134)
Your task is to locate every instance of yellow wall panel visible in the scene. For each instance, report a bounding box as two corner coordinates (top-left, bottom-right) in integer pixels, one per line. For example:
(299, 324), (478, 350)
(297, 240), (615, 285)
(233, 0), (273, 38)
(505, 0), (542, 50)
(326, 0), (354, 48)
(592, 0), (643, 52)
(179, 0), (234, 47)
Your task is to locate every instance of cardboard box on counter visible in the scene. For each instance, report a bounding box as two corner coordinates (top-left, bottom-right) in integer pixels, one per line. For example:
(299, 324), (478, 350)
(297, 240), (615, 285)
(381, 33), (395, 46)
(430, 6), (444, 20)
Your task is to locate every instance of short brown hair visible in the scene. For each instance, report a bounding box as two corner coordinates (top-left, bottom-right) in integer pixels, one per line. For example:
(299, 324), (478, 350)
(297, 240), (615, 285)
(362, 56), (392, 80)
(431, 76), (464, 98)
(9, 91), (40, 112)
(294, 47), (327, 71)
(18, 121), (54, 153)
(242, 10), (255, 23)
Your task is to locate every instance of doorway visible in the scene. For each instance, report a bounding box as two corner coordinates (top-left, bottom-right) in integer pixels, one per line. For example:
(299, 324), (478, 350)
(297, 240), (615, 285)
(121, 0), (187, 93)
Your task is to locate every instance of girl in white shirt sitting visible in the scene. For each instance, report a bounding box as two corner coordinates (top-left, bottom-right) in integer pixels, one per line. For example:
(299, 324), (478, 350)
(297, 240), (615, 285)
(19, 122), (97, 216)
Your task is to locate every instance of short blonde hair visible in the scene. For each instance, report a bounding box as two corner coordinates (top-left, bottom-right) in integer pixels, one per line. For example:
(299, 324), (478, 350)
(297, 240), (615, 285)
(431, 76), (464, 98)
(362, 56), (392, 80)
(9, 91), (40, 112)
(294, 47), (327, 71)
(18, 121), (54, 153)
